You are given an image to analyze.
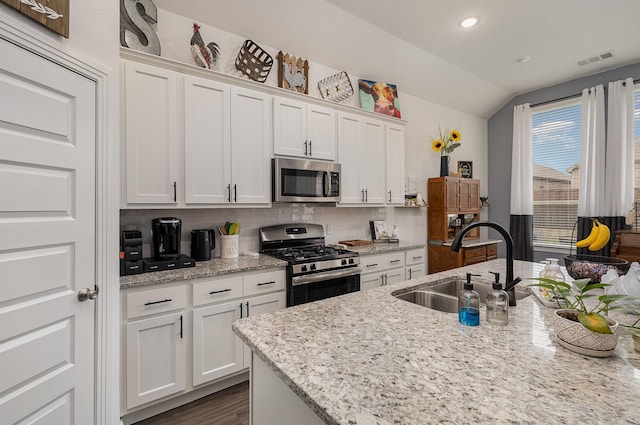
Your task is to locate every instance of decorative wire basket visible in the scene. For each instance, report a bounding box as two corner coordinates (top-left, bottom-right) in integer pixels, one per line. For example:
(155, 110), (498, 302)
(234, 40), (273, 83)
(318, 71), (354, 102)
(565, 218), (629, 283)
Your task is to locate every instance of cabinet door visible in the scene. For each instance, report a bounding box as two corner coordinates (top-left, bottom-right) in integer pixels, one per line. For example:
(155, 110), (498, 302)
(306, 104), (336, 160)
(126, 311), (185, 409)
(123, 60), (179, 204)
(385, 123), (405, 205)
(406, 264), (425, 280)
(384, 268), (405, 285)
(337, 112), (363, 204)
(192, 300), (244, 386)
(231, 87), (272, 204)
(360, 272), (382, 291)
(444, 178), (460, 212)
(243, 292), (286, 367)
(184, 76), (231, 204)
(273, 96), (307, 158)
(459, 179), (480, 211)
(360, 119), (386, 205)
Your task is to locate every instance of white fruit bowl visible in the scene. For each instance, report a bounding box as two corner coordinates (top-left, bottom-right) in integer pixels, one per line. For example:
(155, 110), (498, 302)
(564, 254), (629, 283)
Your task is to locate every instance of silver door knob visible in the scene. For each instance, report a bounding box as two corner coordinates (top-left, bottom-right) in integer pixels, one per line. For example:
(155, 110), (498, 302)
(78, 286), (99, 301)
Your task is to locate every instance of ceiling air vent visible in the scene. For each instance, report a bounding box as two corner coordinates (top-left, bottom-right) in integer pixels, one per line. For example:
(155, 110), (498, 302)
(577, 51), (614, 66)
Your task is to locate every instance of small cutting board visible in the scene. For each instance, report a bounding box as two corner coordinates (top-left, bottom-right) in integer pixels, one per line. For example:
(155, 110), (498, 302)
(339, 239), (373, 247)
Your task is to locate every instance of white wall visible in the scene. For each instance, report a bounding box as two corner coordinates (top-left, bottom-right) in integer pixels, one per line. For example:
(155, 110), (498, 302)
(122, 6), (489, 251)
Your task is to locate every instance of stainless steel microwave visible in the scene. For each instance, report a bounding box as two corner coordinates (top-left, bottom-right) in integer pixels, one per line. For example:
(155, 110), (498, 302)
(272, 158), (341, 203)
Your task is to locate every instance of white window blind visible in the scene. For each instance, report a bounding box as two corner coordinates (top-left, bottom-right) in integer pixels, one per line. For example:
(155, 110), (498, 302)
(531, 99), (582, 246)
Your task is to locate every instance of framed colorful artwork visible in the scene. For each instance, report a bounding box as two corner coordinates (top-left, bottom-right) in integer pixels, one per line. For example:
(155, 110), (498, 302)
(1, 0), (69, 37)
(458, 161), (473, 178)
(358, 79), (401, 118)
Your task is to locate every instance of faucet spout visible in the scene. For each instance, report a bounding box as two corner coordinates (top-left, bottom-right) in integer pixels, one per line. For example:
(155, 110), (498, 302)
(450, 221), (518, 306)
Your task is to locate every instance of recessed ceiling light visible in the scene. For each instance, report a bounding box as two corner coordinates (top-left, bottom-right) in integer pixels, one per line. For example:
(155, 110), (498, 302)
(459, 17), (479, 28)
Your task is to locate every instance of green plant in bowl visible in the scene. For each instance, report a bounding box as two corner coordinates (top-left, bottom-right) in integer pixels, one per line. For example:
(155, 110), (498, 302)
(529, 278), (638, 334)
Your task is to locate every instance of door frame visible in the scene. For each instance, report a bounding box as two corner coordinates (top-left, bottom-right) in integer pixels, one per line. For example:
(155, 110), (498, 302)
(0, 13), (120, 425)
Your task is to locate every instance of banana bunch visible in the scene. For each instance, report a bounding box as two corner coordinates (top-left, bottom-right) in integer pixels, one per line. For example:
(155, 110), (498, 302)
(575, 219), (610, 251)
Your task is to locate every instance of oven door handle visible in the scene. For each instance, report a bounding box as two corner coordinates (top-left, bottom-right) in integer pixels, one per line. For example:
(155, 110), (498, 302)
(291, 267), (362, 286)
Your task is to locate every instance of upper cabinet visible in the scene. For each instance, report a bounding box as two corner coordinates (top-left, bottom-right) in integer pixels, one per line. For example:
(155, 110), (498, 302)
(184, 78), (272, 206)
(122, 60), (180, 205)
(427, 177), (481, 241)
(385, 123), (405, 206)
(273, 97), (336, 161)
(337, 112), (387, 206)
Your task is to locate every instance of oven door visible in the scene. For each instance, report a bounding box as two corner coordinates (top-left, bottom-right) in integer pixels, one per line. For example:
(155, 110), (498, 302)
(288, 267), (361, 306)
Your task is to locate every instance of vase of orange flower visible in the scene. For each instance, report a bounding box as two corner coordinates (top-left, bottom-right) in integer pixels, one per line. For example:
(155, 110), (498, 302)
(431, 127), (462, 176)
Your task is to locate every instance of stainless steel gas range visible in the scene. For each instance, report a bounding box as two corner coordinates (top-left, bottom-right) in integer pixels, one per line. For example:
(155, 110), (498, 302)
(259, 223), (361, 306)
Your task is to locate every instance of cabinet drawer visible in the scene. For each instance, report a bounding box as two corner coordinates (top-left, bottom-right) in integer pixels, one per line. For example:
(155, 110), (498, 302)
(243, 270), (286, 297)
(405, 248), (425, 265)
(192, 276), (243, 307)
(126, 285), (186, 319)
(464, 255), (487, 266)
(463, 246), (487, 260)
(486, 244), (497, 257)
(361, 252), (405, 274)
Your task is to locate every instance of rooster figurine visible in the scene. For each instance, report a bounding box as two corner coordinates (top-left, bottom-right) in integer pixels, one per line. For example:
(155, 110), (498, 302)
(190, 22), (220, 69)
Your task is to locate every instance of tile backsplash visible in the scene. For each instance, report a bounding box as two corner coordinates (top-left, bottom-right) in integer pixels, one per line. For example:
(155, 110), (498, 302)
(119, 205), (414, 259)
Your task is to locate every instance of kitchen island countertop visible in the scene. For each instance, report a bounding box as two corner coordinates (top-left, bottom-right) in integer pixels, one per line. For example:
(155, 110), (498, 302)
(233, 259), (640, 424)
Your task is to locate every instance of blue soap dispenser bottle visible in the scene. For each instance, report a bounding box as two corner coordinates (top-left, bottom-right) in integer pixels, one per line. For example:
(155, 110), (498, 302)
(458, 273), (481, 326)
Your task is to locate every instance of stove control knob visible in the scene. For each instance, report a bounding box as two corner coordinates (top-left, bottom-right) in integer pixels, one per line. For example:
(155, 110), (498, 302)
(341, 259), (347, 265)
(310, 264), (316, 270)
(349, 258), (355, 264)
(301, 265), (308, 272)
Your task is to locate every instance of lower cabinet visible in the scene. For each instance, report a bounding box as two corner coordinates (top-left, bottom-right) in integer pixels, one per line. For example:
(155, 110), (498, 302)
(122, 269), (285, 414)
(360, 251), (406, 290)
(428, 243), (497, 274)
(125, 311), (186, 409)
(192, 292), (284, 386)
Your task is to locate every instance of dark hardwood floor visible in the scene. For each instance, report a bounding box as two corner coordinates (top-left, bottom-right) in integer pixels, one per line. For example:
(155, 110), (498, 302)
(134, 382), (249, 425)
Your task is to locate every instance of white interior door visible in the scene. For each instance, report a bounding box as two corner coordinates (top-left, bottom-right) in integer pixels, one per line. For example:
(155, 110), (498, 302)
(0, 39), (96, 424)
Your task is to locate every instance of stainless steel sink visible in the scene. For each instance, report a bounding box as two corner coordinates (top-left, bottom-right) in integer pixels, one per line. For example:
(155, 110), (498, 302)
(394, 290), (459, 313)
(393, 278), (530, 313)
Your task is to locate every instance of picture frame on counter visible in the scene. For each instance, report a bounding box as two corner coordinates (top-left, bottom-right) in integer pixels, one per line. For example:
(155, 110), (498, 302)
(458, 161), (473, 178)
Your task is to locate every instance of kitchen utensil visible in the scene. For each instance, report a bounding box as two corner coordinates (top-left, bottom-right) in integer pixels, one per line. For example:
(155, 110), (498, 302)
(191, 229), (216, 261)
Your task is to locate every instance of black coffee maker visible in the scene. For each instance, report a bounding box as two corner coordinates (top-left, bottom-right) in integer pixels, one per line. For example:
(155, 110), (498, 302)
(191, 229), (216, 261)
(151, 217), (182, 260)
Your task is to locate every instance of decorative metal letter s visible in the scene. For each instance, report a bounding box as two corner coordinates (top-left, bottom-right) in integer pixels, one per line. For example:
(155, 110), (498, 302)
(120, 0), (161, 56)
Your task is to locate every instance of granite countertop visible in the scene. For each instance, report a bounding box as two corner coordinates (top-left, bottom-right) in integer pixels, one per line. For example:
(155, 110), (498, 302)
(346, 240), (425, 255)
(120, 242), (425, 289)
(233, 259), (640, 425)
(120, 254), (287, 289)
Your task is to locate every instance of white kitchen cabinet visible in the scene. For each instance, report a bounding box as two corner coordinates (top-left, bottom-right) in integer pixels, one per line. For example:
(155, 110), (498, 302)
(337, 112), (386, 205)
(191, 271), (285, 388)
(405, 247), (426, 279)
(359, 251), (405, 290)
(184, 75), (231, 204)
(122, 60), (180, 205)
(231, 87), (272, 204)
(184, 77), (271, 206)
(273, 96), (336, 161)
(124, 285), (187, 410)
(385, 123), (406, 206)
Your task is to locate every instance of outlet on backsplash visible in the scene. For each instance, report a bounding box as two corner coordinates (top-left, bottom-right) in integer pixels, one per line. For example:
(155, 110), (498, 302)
(325, 223), (332, 235)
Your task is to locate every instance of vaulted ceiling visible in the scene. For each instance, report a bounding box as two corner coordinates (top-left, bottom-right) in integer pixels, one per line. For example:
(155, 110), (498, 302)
(154, 0), (640, 118)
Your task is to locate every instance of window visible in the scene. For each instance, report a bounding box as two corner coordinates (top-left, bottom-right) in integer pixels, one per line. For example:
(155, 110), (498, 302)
(531, 99), (582, 247)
